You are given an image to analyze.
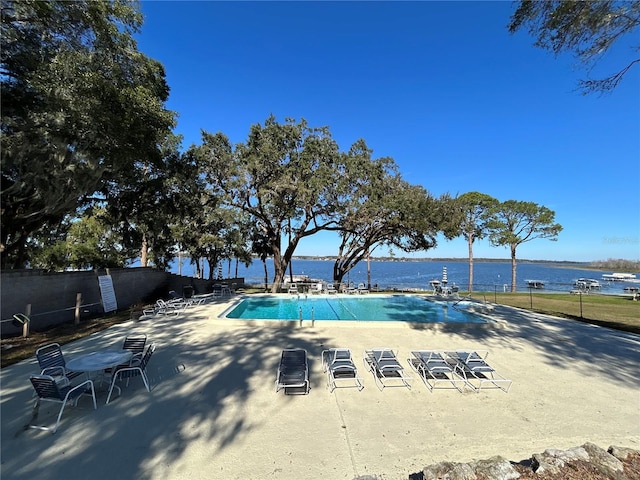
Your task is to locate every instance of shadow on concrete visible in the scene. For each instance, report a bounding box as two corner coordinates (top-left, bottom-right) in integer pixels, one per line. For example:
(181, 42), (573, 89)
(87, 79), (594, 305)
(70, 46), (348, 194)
(1, 311), (332, 480)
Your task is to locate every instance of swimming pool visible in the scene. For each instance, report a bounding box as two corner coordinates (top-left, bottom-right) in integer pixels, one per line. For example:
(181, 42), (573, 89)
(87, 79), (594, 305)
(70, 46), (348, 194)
(224, 295), (488, 324)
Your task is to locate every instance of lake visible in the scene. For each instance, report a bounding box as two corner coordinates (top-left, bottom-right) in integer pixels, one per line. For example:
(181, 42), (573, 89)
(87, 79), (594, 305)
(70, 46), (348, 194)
(173, 258), (639, 294)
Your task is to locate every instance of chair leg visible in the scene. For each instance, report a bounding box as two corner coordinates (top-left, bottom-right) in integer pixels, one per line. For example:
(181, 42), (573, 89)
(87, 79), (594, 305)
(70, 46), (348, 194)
(85, 381), (97, 409)
(51, 398), (71, 434)
(105, 372), (121, 405)
(140, 371), (150, 392)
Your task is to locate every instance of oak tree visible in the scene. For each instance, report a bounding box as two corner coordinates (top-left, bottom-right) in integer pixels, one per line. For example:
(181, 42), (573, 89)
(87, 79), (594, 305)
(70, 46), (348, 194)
(1, 0), (175, 268)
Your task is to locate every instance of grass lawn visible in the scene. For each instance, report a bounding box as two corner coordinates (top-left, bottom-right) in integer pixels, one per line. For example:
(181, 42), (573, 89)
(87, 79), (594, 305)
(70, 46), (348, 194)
(2, 289), (638, 369)
(471, 291), (640, 334)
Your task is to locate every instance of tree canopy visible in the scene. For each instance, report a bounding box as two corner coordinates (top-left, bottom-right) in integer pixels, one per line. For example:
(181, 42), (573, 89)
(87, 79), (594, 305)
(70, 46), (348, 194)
(192, 117), (348, 291)
(509, 0), (640, 93)
(333, 141), (457, 285)
(1, 0), (176, 268)
(489, 200), (563, 291)
(455, 192), (499, 292)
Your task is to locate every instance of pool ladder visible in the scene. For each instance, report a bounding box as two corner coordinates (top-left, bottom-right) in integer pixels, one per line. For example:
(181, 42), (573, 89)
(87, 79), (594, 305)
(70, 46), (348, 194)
(298, 306), (315, 326)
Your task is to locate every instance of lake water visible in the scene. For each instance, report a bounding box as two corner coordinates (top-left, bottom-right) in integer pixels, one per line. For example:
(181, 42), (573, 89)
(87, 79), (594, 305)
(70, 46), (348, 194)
(173, 258), (639, 294)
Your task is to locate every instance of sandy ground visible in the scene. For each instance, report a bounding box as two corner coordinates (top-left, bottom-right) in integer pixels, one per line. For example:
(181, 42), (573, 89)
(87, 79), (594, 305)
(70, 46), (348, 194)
(1, 294), (639, 480)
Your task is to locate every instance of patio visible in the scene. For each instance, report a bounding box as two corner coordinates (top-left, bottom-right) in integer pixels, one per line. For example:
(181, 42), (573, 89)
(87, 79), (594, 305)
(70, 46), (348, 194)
(1, 296), (639, 480)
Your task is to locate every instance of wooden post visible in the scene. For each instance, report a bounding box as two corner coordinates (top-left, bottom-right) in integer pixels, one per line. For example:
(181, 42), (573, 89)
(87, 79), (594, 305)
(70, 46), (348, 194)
(23, 304), (31, 338)
(75, 293), (82, 325)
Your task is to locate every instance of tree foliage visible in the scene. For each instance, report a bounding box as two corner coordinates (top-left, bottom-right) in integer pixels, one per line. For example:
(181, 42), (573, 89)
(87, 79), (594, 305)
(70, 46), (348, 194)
(333, 141), (455, 284)
(1, 0), (176, 268)
(456, 192), (499, 292)
(103, 134), (187, 271)
(488, 200), (562, 291)
(508, 1), (640, 93)
(31, 207), (132, 270)
(192, 116), (346, 291)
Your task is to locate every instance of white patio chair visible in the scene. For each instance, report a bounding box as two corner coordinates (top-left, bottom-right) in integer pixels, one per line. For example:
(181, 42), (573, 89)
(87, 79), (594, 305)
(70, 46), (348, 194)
(29, 375), (96, 433)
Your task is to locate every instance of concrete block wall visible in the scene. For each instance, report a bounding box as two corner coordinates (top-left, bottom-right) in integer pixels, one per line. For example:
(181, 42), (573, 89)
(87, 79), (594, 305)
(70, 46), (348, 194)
(0, 268), (244, 336)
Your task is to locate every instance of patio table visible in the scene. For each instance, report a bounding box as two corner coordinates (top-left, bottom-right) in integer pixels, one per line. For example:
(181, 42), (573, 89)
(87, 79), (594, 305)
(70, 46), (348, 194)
(66, 350), (133, 402)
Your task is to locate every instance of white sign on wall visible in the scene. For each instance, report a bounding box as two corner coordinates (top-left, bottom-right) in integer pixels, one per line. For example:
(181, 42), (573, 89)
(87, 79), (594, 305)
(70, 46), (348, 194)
(98, 275), (118, 313)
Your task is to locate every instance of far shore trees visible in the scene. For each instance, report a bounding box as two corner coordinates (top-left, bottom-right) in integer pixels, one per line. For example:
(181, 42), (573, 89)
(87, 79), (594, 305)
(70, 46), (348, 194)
(488, 200), (563, 292)
(456, 192), (499, 293)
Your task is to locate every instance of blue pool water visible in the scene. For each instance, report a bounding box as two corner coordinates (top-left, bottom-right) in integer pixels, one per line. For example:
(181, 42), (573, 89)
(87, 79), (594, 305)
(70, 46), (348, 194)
(224, 295), (488, 323)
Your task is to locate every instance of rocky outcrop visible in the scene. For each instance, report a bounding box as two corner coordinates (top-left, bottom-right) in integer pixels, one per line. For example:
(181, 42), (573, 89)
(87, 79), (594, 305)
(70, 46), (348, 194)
(419, 455), (520, 480)
(533, 442), (625, 477)
(355, 442), (640, 480)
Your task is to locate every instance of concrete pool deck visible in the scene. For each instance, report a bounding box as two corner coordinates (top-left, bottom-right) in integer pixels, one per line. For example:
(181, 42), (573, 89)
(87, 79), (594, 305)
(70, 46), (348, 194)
(1, 294), (639, 480)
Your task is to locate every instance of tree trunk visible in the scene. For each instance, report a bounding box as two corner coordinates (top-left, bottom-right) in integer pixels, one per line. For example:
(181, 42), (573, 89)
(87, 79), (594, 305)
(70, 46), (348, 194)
(511, 244), (517, 292)
(467, 235), (474, 293)
(194, 258), (202, 279)
(271, 248), (285, 293)
(140, 234), (148, 267)
(270, 227), (305, 292)
(262, 258), (269, 291)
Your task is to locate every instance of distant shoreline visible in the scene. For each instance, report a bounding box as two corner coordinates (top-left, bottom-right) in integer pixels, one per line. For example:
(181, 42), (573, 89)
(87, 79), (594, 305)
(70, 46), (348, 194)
(288, 256), (639, 272)
(291, 256), (589, 265)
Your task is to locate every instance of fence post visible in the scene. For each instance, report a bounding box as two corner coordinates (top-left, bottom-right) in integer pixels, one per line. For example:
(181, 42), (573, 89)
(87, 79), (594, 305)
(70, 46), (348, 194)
(23, 304), (31, 338)
(75, 293), (82, 325)
(579, 291), (583, 318)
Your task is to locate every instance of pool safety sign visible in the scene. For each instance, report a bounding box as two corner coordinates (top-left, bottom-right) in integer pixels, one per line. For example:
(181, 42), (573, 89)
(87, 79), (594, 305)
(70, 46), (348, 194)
(98, 275), (118, 312)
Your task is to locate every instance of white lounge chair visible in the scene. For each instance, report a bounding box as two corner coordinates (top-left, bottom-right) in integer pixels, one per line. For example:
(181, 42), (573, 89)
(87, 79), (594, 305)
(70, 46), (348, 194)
(357, 283), (369, 294)
(444, 350), (512, 393)
(326, 283), (338, 295)
(143, 299), (184, 317)
(287, 283), (299, 294)
(408, 350), (465, 392)
(322, 348), (364, 392)
(363, 348), (412, 390)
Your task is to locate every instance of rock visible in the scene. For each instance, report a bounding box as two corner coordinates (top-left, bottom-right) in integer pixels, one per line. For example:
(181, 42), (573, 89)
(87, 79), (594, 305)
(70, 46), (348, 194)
(474, 456), (520, 480)
(422, 461), (476, 480)
(532, 446), (589, 474)
(581, 442), (624, 478)
(421, 456), (519, 480)
(608, 445), (639, 462)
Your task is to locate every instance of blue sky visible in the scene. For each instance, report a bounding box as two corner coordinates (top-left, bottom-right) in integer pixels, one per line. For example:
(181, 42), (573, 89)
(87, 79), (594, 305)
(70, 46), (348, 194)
(136, 1), (640, 262)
